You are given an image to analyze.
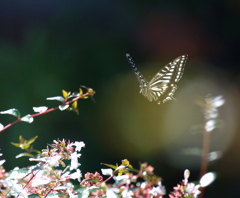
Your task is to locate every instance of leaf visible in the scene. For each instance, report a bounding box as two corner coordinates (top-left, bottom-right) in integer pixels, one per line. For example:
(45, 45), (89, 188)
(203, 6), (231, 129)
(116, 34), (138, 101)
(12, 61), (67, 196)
(28, 136), (38, 144)
(11, 136), (38, 150)
(16, 152), (36, 158)
(79, 88), (83, 95)
(101, 163), (118, 170)
(28, 194), (41, 198)
(62, 90), (71, 98)
(121, 159), (132, 168)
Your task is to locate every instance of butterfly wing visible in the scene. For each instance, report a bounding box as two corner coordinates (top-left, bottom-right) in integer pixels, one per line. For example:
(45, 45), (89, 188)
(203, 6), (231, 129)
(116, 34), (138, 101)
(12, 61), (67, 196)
(149, 55), (188, 85)
(147, 55), (188, 103)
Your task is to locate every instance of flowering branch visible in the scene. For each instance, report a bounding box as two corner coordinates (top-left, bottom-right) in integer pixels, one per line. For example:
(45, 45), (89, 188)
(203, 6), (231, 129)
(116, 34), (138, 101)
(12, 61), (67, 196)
(195, 95), (224, 198)
(0, 86), (95, 133)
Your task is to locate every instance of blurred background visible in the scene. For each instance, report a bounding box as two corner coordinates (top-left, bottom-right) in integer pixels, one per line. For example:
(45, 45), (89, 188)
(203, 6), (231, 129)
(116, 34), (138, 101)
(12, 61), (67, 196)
(0, 1), (239, 197)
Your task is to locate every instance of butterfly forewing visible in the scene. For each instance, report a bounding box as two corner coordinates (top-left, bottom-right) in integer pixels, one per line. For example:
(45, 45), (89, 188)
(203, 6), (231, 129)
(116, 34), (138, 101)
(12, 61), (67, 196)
(172, 55), (188, 82)
(149, 55), (188, 86)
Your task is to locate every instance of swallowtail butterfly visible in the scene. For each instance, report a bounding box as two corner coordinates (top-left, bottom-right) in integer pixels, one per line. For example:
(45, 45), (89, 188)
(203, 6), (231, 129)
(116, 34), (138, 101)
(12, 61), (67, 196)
(126, 54), (188, 104)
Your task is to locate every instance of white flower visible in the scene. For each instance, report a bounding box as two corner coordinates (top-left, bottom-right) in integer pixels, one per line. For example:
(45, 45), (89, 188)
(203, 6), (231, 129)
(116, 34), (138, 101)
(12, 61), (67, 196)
(70, 152), (81, 170)
(59, 104), (69, 111)
(120, 187), (133, 198)
(113, 175), (129, 185)
(204, 95), (225, 119)
(54, 186), (67, 190)
(8, 167), (28, 179)
(205, 120), (216, 132)
(9, 183), (28, 197)
(0, 108), (18, 116)
(67, 188), (77, 198)
(70, 169), (82, 182)
(101, 168), (113, 176)
(186, 183), (201, 197)
(208, 151), (222, 161)
(21, 114), (34, 123)
(205, 95), (225, 107)
(72, 141), (85, 152)
(29, 156), (62, 167)
(48, 155), (62, 167)
(106, 188), (118, 198)
(46, 96), (65, 102)
(149, 185), (165, 196)
(183, 169), (190, 184)
(33, 106), (48, 113)
(31, 175), (52, 187)
(60, 171), (70, 182)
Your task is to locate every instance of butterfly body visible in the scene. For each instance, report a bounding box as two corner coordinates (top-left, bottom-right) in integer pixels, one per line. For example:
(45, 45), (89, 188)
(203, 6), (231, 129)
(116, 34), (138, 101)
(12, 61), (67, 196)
(126, 54), (188, 104)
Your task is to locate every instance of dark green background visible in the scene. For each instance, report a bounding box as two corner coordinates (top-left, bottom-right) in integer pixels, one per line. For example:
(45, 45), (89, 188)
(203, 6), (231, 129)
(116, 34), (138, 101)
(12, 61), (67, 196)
(0, 1), (240, 197)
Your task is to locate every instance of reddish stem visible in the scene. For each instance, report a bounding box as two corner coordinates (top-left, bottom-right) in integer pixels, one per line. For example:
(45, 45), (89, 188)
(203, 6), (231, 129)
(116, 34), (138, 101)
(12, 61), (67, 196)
(103, 175), (114, 183)
(199, 119), (211, 198)
(0, 92), (90, 133)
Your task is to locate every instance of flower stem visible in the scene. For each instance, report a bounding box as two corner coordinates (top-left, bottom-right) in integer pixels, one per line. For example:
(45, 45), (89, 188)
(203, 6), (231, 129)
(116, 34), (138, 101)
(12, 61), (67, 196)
(199, 120), (211, 198)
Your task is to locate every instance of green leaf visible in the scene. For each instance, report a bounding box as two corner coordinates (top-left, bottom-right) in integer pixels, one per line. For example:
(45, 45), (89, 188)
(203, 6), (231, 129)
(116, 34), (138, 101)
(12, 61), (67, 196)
(11, 135), (38, 150)
(101, 163), (118, 170)
(28, 136), (38, 144)
(28, 194), (41, 198)
(15, 152), (35, 158)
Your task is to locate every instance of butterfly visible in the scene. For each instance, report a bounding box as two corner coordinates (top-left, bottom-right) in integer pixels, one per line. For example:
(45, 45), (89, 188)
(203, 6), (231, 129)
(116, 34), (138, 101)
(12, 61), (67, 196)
(126, 54), (188, 104)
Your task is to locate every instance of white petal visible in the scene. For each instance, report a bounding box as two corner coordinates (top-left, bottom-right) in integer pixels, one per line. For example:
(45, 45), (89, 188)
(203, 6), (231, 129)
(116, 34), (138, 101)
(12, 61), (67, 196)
(184, 169), (190, 180)
(21, 115), (34, 123)
(54, 186), (67, 190)
(200, 172), (216, 187)
(106, 189), (118, 198)
(48, 155), (62, 167)
(46, 96), (65, 102)
(59, 104), (69, 111)
(0, 159), (6, 166)
(208, 151), (222, 161)
(149, 186), (165, 196)
(0, 108), (19, 116)
(113, 175), (129, 183)
(33, 106), (48, 113)
(72, 141), (85, 152)
(213, 96), (225, 107)
(70, 92), (80, 98)
(101, 168), (113, 176)
(0, 123), (4, 131)
(205, 120), (216, 132)
(70, 152), (81, 170)
(70, 169), (82, 182)
(31, 176), (51, 187)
